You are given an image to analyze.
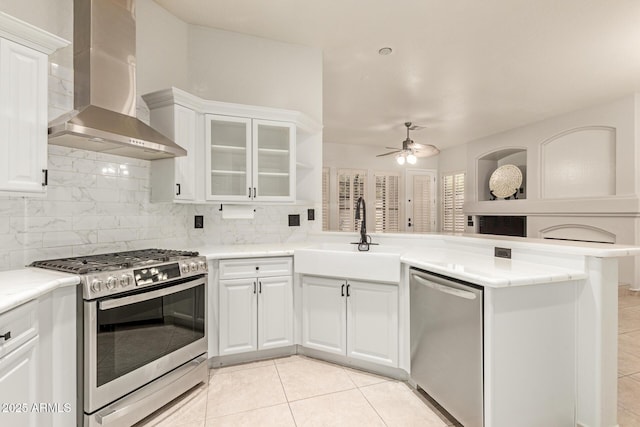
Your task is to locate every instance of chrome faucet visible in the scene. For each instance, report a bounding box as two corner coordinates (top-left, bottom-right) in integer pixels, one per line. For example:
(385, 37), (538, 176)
(354, 196), (371, 251)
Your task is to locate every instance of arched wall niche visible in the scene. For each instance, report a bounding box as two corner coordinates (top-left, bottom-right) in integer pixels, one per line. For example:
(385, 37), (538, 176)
(540, 126), (616, 199)
(539, 224), (616, 244)
(476, 147), (527, 201)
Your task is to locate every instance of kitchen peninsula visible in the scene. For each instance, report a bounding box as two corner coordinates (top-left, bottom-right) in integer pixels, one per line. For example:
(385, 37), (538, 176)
(198, 232), (639, 427)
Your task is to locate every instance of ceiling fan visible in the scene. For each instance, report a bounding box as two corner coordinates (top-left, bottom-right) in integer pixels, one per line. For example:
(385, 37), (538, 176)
(376, 122), (440, 165)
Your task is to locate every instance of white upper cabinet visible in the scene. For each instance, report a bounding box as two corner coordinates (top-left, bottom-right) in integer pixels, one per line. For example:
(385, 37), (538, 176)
(206, 115), (295, 202)
(206, 115), (253, 201)
(0, 12), (69, 195)
(252, 120), (295, 202)
(143, 87), (319, 204)
(148, 103), (199, 202)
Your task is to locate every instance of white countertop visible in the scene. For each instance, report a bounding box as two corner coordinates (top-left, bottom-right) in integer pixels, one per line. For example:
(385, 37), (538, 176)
(195, 240), (589, 288)
(192, 242), (313, 260)
(0, 232), (633, 315)
(0, 268), (80, 315)
(402, 249), (587, 287)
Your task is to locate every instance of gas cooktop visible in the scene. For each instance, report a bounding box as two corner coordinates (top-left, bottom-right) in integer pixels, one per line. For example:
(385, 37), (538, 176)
(31, 249), (207, 299)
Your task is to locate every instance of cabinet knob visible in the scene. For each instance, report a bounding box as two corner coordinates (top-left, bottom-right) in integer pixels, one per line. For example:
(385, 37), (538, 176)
(1, 331), (11, 341)
(42, 169), (48, 187)
(176, 183), (181, 196)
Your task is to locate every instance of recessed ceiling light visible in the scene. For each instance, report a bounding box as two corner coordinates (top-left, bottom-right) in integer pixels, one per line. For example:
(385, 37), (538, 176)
(378, 47), (393, 56)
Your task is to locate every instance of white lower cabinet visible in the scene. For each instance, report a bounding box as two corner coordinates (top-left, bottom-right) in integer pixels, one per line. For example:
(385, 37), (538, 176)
(0, 337), (38, 427)
(302, 276), (399, 368)
(218, 258), (293, 356)
(0, 287), (76, 427)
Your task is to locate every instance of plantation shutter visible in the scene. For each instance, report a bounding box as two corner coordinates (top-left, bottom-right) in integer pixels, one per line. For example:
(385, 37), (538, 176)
(322, 167), (330, 231)
(374, 172), (400, 233)
(337, 169), (367, 232)
(412, 174), (434, 232)
(443, 172), (465, 232)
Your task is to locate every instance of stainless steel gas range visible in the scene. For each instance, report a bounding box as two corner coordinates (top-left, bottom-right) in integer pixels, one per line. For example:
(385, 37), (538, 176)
(31, 249), (208, 427)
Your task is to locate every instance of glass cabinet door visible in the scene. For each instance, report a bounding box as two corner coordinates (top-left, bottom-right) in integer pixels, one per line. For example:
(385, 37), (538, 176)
(206, 115), (252, 201)
(252, 120), (296, 201)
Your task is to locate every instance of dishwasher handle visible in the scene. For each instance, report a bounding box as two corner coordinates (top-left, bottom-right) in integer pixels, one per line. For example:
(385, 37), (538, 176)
(411, 274), (477, 300)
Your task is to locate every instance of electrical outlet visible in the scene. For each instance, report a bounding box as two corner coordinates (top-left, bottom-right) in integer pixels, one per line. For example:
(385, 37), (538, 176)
(308, 209), (315, 221)
(288, 214), (300, 227)
(494, 247), (511, 259)
(194, 215), (204, 229)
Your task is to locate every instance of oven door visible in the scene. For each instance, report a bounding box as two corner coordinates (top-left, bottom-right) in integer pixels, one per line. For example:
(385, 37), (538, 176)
(84, 276), (207, 414)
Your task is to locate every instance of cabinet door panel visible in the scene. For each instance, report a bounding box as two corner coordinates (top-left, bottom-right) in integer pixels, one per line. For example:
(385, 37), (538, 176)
(173, 105), (197, 201)
(0, 38), (47, 193)
(206, 115), (252, 201)
(0, 337), (39, 426)
(301, 276), (346, 355)
(252, 120), (295, 202)
(258, 276), (293, 350)
(347, 280), (398, 367)
(219, 278), (257, 355)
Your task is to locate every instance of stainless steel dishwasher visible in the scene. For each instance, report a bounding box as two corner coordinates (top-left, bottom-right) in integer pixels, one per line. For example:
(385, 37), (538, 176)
(410, 268), (483, 427)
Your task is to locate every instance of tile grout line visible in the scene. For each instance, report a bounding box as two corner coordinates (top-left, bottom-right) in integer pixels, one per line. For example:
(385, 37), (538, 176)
(273, 359), (298, 427)
(355, 385), (390, 427)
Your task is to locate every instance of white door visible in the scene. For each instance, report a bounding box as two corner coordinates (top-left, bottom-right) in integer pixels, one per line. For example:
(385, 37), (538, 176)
(0, 38), (48, 193)
(346, 280), (398, 367)
(0, 337), (39, 426)
(301, 276), (346, 355)
(173, 105), (197, 201)
(258, 276), (293, 350)
(405, 170), (436, 232)
(219, 278), (257, 355)
(252, 120), (296, 202)
(205, 114), (253, 201)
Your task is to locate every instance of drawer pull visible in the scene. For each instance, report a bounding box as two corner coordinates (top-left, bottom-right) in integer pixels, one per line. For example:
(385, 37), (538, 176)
(1, 331), (11, 341)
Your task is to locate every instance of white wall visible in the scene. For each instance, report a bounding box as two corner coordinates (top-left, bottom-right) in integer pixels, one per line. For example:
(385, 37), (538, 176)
(136, 0), (189, 95)
(187, 25), (323, 123)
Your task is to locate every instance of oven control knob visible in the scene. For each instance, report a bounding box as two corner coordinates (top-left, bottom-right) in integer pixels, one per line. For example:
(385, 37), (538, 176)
(189, 262), (198, 272)
(181, 263), (189, 274)
(90, 279), (103, 293)
(105, 276), (118, 290)
(121, 274), (133, 287)
(198, 261), (207, 271)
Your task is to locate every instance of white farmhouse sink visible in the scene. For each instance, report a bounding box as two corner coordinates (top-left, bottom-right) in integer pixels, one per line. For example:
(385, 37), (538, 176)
(294, 243), (402, 283)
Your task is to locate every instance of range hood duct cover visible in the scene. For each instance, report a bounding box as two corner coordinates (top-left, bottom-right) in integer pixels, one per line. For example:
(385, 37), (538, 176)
(47, 0), (186, 159)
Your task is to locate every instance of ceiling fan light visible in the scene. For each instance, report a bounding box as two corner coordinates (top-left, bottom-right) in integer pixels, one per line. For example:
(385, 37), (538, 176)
(406, 153), (417, 164)
(396, 154), (406, 165)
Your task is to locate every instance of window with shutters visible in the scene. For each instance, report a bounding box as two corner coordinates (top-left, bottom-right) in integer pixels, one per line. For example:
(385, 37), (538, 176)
(442, 172), (465, 232)
(337, 169), (367, 232)
(322, 167), (330, 231)
(374, 172), (400, 233)
(410, 173), (435, 232)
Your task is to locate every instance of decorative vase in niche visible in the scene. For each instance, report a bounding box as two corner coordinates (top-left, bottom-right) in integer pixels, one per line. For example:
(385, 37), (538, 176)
(489, 164), (522, 200)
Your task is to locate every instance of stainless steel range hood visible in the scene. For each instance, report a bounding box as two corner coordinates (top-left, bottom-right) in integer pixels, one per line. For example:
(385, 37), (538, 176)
(48, 0), (186, 160)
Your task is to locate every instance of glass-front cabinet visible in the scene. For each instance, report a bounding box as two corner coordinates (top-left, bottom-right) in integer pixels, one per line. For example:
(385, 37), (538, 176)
(206, 114), (295, 202)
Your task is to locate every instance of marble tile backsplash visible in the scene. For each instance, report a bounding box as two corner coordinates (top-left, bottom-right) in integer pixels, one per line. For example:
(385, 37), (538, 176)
(0, 64), (316, 271)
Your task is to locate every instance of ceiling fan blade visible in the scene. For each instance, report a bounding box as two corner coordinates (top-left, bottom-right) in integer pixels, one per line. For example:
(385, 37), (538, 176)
(376, 150), (401, 157)
(413, 145), (440, 157)
(384, 146), (400, 150)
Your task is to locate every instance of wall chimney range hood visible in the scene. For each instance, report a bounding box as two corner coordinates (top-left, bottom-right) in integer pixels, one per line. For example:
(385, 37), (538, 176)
(48, 0), (186, 160)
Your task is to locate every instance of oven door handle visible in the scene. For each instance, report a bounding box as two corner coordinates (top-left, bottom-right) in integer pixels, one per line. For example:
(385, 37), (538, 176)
(99, 277), (205, 311)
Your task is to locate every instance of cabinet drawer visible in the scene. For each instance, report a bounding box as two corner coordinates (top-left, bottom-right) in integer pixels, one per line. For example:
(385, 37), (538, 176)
(219, 257), (292, 280)
(0, 300), (38, 359)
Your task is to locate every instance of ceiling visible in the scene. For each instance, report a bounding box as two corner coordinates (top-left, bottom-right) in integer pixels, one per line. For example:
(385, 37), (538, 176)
(154, 0), (640, 151)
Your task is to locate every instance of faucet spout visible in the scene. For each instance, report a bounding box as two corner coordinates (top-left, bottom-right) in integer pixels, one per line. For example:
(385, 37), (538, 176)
(355, 197), (369, 251)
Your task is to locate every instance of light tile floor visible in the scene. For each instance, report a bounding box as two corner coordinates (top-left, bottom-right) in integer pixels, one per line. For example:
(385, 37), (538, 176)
(618, 285), (640, 426)
(136, 285), (640, 427)
(135, 355), (456, 427)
